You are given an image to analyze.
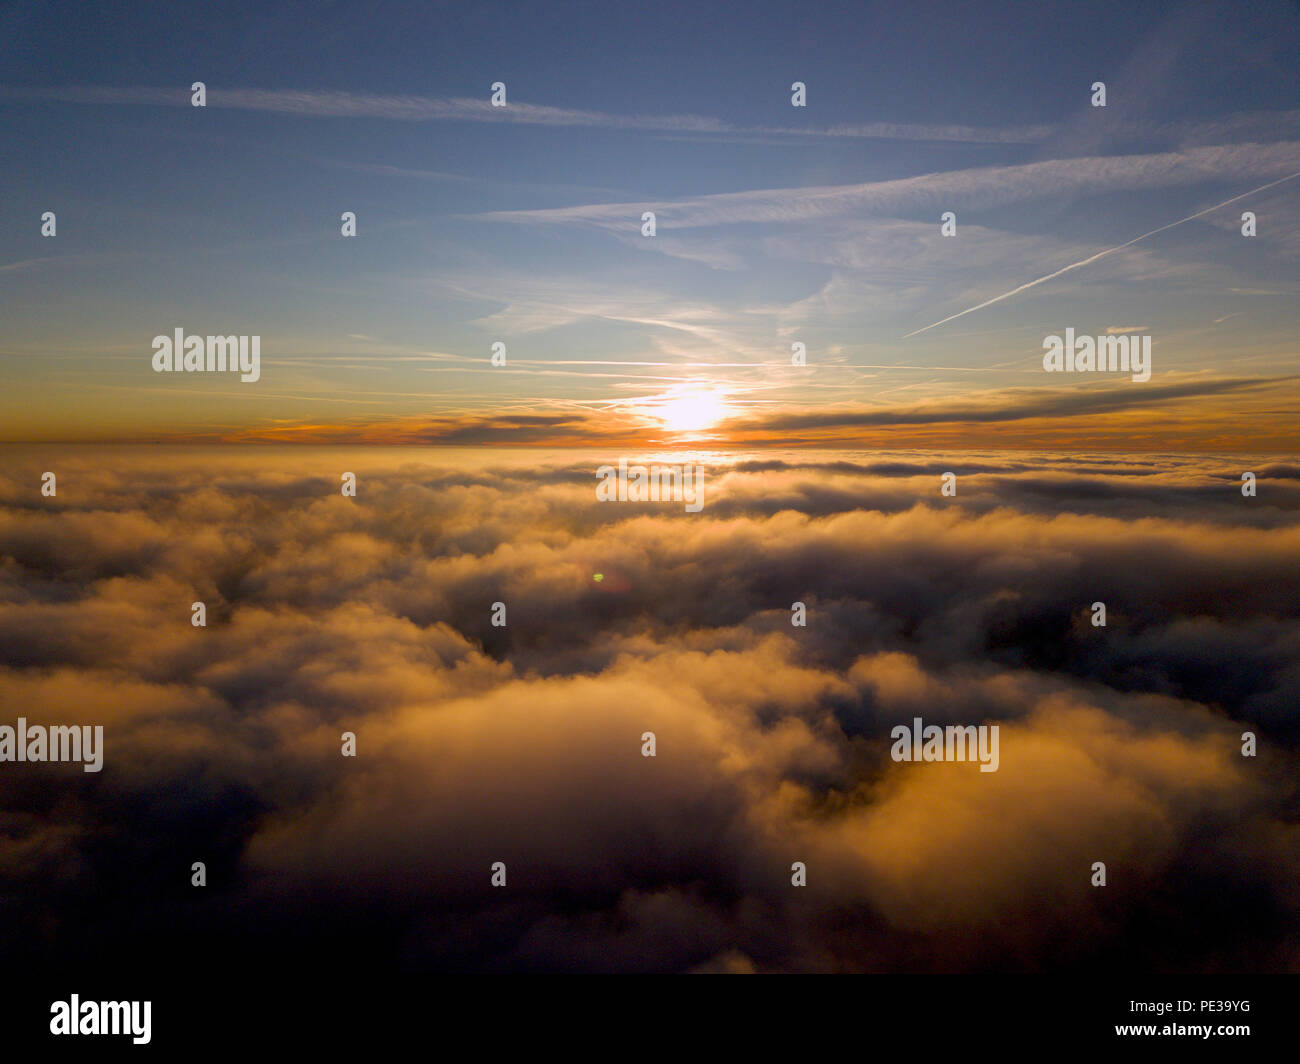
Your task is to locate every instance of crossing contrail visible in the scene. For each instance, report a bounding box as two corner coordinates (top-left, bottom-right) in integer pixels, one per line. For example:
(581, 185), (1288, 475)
(902, 169), (1300, 339)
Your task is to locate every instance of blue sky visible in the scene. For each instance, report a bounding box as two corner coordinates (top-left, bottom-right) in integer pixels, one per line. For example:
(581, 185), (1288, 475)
(1, 0), (1298, 447)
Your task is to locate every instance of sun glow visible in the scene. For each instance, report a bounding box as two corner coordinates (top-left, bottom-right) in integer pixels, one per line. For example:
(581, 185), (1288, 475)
(654, 390), (731, 433)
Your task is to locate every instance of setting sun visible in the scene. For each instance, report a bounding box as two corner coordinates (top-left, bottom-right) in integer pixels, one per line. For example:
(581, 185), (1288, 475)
(654, 390), (731, 433)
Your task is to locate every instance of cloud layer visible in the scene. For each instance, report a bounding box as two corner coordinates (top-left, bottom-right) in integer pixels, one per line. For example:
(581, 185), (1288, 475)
(0, 447), (1296, 973)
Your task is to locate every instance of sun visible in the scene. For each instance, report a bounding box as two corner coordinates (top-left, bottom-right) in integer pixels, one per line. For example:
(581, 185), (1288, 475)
(655, 390), (730, 433)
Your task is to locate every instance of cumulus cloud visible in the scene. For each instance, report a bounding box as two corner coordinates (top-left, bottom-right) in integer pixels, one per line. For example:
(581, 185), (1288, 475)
(0, 447), (1296, 972)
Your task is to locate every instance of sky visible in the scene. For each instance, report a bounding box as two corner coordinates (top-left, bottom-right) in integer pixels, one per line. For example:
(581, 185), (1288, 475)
(1, 0), (1297, 450)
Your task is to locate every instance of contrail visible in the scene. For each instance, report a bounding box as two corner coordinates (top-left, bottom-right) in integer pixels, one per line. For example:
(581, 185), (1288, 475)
(902, 169), (1300, 338)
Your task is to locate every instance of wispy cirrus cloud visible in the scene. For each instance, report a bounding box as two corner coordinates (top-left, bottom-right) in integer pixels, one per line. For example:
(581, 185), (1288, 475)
(10, 84), (1300, 150)
(476, 142), (1300, 231)
(902, 168), (1300, 337)
(0, 84), (1051, 142)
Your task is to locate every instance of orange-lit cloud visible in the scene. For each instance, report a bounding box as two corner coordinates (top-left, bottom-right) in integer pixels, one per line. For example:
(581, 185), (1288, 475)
(1, 448), (1297, 972)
